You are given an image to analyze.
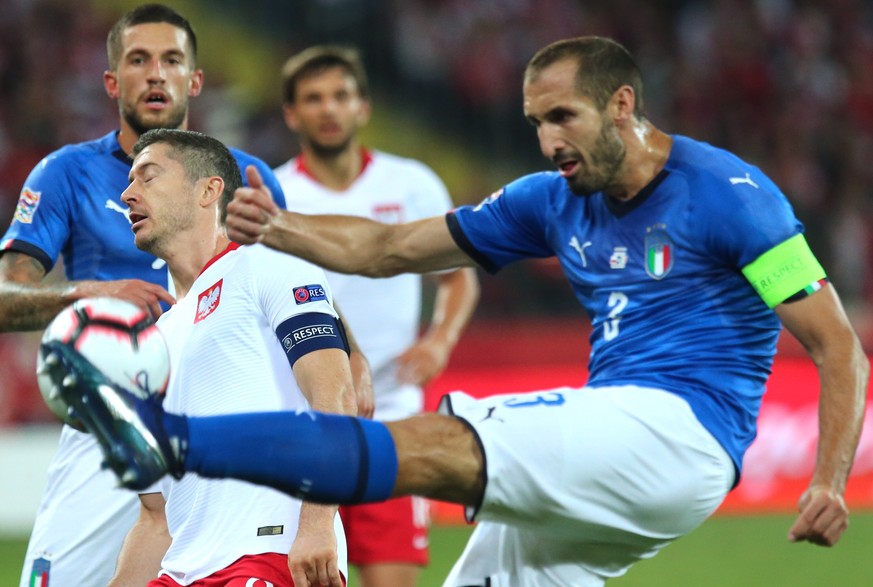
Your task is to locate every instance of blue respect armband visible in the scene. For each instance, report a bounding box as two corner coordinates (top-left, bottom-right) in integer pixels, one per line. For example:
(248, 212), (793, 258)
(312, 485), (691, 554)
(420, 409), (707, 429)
(276, 312), (349, 367)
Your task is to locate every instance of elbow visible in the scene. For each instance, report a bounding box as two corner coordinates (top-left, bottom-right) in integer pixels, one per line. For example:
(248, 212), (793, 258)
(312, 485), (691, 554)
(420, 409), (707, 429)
(856, 344), (871, 387)
(339, 380), (358, 416)
(464, 267), (481, 305)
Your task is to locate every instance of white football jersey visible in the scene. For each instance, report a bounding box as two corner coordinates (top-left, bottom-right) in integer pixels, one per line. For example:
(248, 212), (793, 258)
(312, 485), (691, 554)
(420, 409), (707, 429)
(155, 243), (347, 584)
(275, 150), (454, 421)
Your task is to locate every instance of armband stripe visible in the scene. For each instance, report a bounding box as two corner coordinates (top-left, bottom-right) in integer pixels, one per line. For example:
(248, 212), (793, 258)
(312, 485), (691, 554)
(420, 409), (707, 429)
(276, 313), (347, 367)
(741, 234), (826, 309)
(783, 278), (829, 304)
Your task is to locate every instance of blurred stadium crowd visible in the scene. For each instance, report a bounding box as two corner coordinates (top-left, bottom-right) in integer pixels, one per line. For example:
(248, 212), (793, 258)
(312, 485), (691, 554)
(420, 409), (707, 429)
(1, 0), (872, 423)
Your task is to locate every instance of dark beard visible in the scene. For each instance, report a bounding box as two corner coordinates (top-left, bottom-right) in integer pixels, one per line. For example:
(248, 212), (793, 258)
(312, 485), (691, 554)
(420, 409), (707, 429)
(307, 135), (354, 159)
(122, 104), (187, 137)
(567, 118), (625, 196)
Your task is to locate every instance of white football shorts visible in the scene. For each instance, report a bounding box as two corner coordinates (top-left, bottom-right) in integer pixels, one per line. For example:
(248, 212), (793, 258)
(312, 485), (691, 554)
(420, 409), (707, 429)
(438, 384), (735, 587)
(19, 428), (138, 587)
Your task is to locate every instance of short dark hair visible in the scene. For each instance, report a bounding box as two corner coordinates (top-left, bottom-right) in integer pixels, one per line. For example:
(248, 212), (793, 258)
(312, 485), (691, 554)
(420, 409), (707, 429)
(132, 129), (241, 224)
(281, 45), (369, 104)
(107, 4), (198, 70)
(525, 36), (645, 118)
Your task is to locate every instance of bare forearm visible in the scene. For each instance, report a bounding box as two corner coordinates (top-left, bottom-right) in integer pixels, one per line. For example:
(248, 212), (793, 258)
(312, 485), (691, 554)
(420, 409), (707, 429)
(426, 268), (480, 348)
(263, 212), (473, 277)
(0, 282), (78, 331)
(264, 211), (400, 276)
(108, 511), (170, 587)
(811, 335), (869, 493)
(0, 253), (73, 331)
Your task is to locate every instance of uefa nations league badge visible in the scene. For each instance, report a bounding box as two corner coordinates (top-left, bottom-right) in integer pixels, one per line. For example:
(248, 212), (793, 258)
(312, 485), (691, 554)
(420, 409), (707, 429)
(644, 227), (674, 280)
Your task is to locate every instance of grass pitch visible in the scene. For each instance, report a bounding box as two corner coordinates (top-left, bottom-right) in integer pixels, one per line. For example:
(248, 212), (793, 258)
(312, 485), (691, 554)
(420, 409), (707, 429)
(4, 514), (873, 585)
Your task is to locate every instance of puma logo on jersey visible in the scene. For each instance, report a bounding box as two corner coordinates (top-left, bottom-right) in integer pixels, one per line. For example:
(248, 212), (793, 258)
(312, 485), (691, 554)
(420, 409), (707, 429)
(105, 199), (131, 222)
(569, 236), (592, 267)
(729, 173), (759, 189)
(480, 406), (504, 423)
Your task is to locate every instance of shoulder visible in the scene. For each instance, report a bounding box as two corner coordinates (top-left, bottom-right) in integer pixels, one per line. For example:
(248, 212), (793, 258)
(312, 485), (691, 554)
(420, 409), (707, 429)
(240, 243), (325, 276)
(370, 150), (443, 183)
(272, 158), (301, 186)
(33, 132), (121, 174)
(504, 171), (566, 199)
(273, 158), (295, 177)
(667, 136), (774, 191)
(229, 147), (286, 204)
(667, 135), (789, 210)
(23, 133), (126, 194)
(228, 147), (272, 172)
(459, 171), (564, 225)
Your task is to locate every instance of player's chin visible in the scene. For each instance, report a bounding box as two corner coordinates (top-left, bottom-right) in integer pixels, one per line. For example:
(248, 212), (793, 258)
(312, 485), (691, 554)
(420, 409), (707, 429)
(133, 231), (157, 253)
(138, 107), (185, 131)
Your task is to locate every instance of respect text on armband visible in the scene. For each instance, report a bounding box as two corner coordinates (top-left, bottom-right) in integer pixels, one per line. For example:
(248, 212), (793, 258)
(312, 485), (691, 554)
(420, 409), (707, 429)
(283, 324), (337, 350)
(753, 256), (806, 295)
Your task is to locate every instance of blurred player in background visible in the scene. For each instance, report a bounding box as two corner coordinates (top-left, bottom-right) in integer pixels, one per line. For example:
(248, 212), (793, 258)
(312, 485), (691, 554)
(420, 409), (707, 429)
(274, 45), (479, 587)
(41, 35), (868, 587)
(109, 128), (353, 587)
(0, 5), (288, 587)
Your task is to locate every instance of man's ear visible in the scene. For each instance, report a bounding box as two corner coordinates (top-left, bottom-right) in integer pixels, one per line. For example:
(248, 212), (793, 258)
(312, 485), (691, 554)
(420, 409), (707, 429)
(611, 85), (637, 125)
(104, 70), (120, 99)
(356, 98), (372, 127)
(188, 69), (204, 98)
(282, 103), (301, 133)
(200, 176), (224, 208)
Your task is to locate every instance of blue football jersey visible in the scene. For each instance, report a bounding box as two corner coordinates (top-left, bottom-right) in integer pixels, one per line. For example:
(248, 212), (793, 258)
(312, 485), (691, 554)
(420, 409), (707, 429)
(1, 131), (285, 287)
(448, 135), (803, 476)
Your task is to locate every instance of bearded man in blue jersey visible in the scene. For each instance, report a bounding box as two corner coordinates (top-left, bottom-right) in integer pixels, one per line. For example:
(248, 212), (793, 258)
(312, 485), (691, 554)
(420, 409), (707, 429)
(45, 36), (868, 587)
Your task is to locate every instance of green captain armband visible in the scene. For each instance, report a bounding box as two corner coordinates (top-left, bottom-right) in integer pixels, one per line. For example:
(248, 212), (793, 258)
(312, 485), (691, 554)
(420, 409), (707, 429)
(741, 234), (826, 309)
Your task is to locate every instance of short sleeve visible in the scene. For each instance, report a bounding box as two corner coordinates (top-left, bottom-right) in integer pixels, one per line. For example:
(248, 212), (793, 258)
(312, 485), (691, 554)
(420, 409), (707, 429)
(695, 170), (803, 269)
(448, 173), (555, 273)
(1, 152), (76, 272)
(248, 245), (338, 330)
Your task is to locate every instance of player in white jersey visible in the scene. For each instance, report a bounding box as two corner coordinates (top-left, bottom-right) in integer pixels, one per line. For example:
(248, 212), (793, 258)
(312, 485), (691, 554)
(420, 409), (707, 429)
(274, 46), (479, 587)
(106, 128), (353, 587)
(0, 6), (268, 587)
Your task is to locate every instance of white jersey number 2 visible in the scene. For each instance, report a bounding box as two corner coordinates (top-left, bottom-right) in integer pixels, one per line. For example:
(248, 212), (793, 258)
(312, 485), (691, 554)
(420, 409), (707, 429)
(603, 291), (628, 341)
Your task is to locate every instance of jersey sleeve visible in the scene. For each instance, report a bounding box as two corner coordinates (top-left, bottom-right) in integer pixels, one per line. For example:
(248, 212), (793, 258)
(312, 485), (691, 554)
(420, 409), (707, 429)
(447, 173), (553, 273)
(696, 168), (803, 268)
(250, 245), (338, 327)
(248, 245), (346, 364)
(0, 152), (76, 272)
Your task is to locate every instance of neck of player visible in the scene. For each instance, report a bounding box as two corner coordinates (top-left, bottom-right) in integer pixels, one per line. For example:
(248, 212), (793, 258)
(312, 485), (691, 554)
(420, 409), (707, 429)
(302, 140), (363, 192)
(608, 120), (673, 202)
(167, 233), (231, 300)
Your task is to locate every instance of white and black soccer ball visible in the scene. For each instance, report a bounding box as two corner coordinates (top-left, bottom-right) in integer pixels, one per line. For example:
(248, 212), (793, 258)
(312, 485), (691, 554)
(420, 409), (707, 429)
(36, 297), (170, 429)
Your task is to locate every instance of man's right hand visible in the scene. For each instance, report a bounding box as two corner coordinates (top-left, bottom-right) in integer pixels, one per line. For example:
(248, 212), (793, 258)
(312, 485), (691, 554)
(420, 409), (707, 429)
(68, 279), (175, 320)
(227, 165), (279, 245)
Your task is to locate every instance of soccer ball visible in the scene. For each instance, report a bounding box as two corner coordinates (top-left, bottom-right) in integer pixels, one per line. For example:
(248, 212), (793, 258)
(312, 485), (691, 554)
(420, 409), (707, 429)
(36, 297), (170, 430)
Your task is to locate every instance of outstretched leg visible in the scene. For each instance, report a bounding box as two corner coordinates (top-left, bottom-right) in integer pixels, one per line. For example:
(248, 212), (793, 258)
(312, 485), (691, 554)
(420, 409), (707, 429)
(41, 341), (485, 506)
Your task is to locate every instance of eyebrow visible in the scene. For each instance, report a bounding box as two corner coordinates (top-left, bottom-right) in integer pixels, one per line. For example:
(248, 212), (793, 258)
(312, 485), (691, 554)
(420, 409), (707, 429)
(125, 47), (186, 60)
(128, 161), (159, 182)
